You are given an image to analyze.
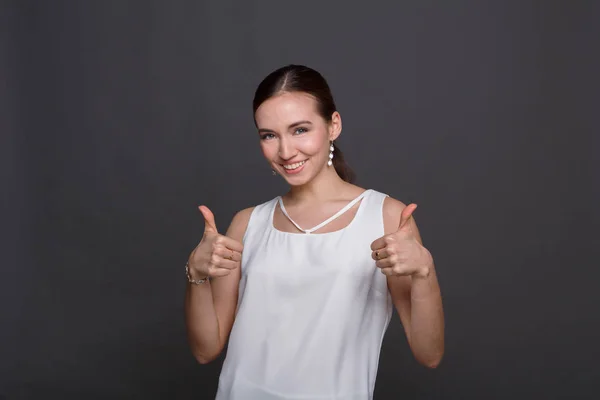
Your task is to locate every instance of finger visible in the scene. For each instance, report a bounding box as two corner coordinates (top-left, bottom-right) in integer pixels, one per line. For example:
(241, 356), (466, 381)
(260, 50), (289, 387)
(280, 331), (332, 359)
(199, 205), (218, 234)
(208, 267), (233, 278)
(380, 266), (410, 276)
(398, 203), (418, 231)
(215, 258), (240, 270)
(375, 257), (395, 269)
(215, 235), (244, 253)
(208, 253), (239, 271)
(371, 248), (388, 261)
(370, 236), (387, 251)
(214, 245), (242, 263)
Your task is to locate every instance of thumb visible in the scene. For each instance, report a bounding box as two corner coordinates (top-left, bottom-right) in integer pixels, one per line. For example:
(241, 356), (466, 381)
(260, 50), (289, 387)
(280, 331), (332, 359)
(198, 205), (218, 234)
(398, 203), (418, 231)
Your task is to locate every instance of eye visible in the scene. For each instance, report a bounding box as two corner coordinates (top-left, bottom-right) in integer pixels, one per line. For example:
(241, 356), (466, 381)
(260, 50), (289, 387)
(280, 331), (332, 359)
(260, 133), (275, 140)
(294, 127), (308, 135)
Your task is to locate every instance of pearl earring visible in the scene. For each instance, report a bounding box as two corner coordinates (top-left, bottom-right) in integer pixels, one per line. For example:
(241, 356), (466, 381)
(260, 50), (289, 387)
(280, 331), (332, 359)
(327, 141), (334, 167)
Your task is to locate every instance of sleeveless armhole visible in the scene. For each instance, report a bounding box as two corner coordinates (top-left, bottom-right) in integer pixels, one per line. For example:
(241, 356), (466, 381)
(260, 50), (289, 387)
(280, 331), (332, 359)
(241, 198), (275, 243)
(362, 190), (389, 237)
(241, 207), (258, 244)
(379, 193), (390, 236)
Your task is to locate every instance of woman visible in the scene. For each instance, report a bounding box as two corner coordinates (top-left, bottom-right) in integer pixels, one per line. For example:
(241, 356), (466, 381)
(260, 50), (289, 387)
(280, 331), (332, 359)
(184, 65), (445, 399)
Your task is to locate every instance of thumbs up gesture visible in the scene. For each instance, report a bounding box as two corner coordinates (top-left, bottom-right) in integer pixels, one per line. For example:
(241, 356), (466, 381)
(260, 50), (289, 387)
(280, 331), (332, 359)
(187, 205), (244, 280)
(370, 203), (432, 279)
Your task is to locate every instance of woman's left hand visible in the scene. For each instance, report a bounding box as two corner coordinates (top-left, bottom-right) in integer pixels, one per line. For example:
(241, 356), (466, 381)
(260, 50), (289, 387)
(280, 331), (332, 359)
(370, 203), (433, 279)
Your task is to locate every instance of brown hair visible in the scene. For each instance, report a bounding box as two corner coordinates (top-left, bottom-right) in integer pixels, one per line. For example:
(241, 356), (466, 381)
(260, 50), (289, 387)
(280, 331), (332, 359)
(253, 65), (356, 183)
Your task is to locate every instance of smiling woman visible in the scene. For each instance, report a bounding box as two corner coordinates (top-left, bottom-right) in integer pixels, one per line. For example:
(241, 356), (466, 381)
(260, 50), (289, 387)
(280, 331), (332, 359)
(253, 65), (356, 183)
(184, 65), (445, 400)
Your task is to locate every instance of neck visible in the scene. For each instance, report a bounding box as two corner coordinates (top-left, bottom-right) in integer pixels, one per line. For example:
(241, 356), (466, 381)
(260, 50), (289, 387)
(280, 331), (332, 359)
(285, 165), (350, 203)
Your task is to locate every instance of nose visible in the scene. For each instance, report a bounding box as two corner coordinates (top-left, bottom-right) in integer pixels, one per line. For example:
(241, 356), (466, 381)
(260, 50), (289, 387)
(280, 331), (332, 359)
(278, 138), (297, 160)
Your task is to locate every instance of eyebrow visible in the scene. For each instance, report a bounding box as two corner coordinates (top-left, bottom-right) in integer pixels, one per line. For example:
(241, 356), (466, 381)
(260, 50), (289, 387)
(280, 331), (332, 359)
(258, 120), (312, 133)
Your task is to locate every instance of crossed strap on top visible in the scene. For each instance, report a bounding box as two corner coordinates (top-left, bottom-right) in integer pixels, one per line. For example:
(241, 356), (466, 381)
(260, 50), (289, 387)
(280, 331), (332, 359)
(277, 190), (370, 234)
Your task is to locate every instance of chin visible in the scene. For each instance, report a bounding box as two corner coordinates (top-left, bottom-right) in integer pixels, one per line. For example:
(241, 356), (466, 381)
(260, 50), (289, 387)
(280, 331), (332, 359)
(278, 169), (307, 185)
(287, 179), (311, 187)
(281, 164), (325, 187)
(282, 173), (311, 186)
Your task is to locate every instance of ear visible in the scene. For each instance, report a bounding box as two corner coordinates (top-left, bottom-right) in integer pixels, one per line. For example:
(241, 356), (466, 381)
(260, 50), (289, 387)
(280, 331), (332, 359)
(329, 111), (342, 141)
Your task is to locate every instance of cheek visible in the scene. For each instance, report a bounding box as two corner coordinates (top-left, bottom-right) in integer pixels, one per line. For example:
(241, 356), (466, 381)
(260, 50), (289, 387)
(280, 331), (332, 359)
(259, 141), (276, 159)
(299, 136), (327, 156)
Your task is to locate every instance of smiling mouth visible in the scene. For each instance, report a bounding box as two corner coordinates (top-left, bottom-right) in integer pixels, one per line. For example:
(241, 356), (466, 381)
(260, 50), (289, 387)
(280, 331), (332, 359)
(281, 160), (307, 170)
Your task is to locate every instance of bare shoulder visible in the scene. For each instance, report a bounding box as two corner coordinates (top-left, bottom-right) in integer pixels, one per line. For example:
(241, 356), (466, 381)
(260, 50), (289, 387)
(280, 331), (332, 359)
(382, 196), (407, 235)
(382, 195), (424, 244)
(225, 207), (255, 241)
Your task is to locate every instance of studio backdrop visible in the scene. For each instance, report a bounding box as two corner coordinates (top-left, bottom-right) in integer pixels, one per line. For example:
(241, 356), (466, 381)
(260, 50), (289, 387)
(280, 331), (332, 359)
(2, 1), (598, 399)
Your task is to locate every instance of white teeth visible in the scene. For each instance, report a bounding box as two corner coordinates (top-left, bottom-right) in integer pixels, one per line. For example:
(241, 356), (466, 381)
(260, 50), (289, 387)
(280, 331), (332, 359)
(283, 160), (306, 170)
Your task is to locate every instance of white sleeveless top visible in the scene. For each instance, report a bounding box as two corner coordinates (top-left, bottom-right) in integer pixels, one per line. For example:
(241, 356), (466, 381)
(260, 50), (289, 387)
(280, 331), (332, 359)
(215, 189), (393, 400)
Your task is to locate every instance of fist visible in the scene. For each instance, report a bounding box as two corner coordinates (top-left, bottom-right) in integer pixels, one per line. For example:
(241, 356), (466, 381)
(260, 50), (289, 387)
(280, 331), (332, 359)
(188, 205), (244, 279)
(370, 203), (432, 278)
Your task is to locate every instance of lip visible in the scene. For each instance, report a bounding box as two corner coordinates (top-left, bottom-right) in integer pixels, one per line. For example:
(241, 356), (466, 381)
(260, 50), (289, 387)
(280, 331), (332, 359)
(280, 159), (308, 166)
(280, 159), (307, 174)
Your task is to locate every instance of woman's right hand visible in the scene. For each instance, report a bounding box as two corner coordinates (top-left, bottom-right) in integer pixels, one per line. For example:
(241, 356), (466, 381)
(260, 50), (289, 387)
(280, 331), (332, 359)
(188, 205), (244, 280)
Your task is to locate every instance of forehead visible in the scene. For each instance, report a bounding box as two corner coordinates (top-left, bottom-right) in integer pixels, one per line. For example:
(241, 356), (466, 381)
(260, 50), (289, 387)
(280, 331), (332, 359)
(255, 92), (319, 127)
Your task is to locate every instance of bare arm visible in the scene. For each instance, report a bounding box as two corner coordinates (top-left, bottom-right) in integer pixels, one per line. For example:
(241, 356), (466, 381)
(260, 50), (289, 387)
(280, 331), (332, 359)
(382, 197), (445, 368)
(184, 207), (254, 364)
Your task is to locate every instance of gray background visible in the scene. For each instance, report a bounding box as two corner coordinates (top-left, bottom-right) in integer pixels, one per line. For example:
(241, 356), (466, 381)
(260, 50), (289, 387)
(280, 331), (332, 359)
(2, 0), (599, 399)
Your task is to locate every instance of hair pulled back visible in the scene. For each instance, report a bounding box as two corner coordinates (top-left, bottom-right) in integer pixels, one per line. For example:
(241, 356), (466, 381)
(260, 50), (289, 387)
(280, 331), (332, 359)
(253, 65), (355, 183)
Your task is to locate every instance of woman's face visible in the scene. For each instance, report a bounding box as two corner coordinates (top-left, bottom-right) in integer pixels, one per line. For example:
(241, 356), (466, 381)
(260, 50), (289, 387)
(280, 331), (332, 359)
(255, 91), (341, 186)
